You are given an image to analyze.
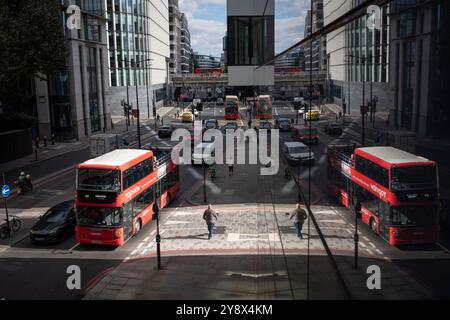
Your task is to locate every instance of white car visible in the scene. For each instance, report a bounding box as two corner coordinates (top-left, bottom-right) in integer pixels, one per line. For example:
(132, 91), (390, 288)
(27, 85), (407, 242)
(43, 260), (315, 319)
(282, 141), (315, 165)
(191, 143), (215, 166)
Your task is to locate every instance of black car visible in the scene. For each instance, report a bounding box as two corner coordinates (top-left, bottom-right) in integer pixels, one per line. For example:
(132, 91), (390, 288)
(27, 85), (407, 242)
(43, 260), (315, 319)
(158, 125), (175, 138)
(30, 200), (76, 244)
(275, 118), (292, 131)
(324, 122), (343, 135)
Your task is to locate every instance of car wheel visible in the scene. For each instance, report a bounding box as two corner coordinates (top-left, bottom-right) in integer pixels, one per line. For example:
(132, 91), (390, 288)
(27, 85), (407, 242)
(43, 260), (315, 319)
(370, 218), (378, 235)
(134, 219), (142, 235)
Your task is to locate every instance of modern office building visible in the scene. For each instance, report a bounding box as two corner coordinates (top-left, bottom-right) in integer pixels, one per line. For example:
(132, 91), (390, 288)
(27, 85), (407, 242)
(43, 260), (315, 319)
(193, 53), (221, 70)
(222, 32), (228, 69)
(226, 0), (275, 86)
(180, 13), (193, 74)
(169, 1), (193, 75)
(169, 0), (182, 75)
(324, 0), (392, 115)
(105, 0), (170, 117)
(35, 0), (110, 140)
(303, 1), (327, 72)
(275, 48), (302, 72)
(389, 0), (450, 138)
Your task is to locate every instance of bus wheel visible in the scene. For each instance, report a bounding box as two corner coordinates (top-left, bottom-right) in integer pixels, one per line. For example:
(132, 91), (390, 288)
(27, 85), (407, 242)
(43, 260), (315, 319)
(134, 219), (142, 235)
(370, 219), (377, 235)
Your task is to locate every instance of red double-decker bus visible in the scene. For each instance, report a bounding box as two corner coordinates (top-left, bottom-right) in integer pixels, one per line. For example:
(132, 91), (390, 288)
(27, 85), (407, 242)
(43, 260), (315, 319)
(75, 149), (179, 246)
(256, 95), (273, 120)
(225, 95), (239, 120)
(327, 145), (440, 246)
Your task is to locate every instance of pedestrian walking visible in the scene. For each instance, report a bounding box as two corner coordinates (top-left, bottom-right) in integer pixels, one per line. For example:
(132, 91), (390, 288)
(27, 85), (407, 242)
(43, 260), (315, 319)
(338, 111), (342, 119)
(289, 203), (308, 239)
(228, 163), (234, 176)
(248, 118), (252, 129)
(203, 204), (219, 240)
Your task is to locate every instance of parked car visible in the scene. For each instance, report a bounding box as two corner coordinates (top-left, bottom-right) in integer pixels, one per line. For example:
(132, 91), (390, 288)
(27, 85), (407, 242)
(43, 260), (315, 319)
(324, 122), (343, 136)
(182, 112), (194, 122)
(291, 125), (319, 145)
(29, 200), (76, 244)
(275, 118), (292, 131)
(158, 125), (175, 138)
(205, 119), (219, 130)
(282, 141), (315, 166)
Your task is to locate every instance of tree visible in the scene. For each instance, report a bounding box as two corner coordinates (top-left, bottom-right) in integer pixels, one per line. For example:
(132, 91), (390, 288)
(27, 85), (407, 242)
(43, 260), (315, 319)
(0, 0), (67, 109)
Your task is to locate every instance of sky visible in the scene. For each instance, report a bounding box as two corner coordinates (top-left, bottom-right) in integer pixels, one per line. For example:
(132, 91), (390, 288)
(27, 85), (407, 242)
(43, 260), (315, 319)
(178, 0), (310, 58)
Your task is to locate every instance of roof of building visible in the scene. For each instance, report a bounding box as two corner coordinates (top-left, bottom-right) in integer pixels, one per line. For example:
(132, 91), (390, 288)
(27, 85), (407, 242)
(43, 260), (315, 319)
(357, 147), (432, 165)
(82, 149), (151, 167)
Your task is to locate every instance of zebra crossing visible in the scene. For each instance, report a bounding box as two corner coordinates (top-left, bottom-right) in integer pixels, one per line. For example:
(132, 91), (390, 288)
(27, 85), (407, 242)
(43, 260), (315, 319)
(124, 204), (386, 261)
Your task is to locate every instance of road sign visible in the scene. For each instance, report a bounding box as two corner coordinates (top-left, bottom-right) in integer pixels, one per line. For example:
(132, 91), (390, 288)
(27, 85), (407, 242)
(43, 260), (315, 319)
(2, 185), (10, 198)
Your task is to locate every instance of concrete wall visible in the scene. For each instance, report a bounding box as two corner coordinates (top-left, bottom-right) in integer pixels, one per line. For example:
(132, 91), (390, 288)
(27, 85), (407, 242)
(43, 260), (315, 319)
(227, 0), (274, 16)
(324, 0), (350, 82)
(330, 80), (394, 115)
(107, 85), (166, 118)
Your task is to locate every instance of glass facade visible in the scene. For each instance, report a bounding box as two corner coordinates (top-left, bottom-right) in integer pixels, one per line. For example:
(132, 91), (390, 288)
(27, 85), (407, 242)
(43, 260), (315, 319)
(106, 0), (153, 87)
(227, 16), (274, 66)
(87, 47), (101, 132)
(346, 4), (390, 83)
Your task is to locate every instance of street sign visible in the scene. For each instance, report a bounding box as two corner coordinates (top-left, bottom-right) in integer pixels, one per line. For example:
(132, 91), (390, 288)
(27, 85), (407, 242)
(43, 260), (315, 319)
(2, 185), (10, 198)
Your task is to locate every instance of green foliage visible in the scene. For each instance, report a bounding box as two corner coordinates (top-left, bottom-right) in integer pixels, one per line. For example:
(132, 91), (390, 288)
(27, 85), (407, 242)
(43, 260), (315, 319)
(0, 0), (67, 107)
(0, 112), (37, 133)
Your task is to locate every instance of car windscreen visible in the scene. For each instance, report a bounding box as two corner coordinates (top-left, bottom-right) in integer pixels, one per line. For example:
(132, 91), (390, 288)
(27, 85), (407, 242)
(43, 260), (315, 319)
(43, 206), (71, 223)
(78, 169), (120, 191)
(289, 146), (309, 154)
(76, 206), (122, 227)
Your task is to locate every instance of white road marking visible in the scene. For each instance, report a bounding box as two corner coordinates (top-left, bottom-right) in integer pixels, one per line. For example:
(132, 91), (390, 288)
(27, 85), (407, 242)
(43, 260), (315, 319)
(436, 242), (450, 253)
(165, 220), (191, 225)
(69, 242), (80, 251)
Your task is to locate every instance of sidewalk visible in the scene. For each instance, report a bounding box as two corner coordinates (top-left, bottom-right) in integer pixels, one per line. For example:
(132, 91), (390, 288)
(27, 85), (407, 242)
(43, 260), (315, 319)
(0, 105), (177, 180)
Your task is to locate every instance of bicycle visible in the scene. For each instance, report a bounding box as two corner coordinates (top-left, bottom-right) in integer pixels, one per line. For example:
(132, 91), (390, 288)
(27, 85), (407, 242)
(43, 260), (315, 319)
(0, 216), (22, 240)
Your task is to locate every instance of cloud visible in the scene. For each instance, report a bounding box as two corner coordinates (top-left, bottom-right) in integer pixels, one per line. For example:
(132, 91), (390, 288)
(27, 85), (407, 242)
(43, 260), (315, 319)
(178, 0), (309, 57)
(189, 18), (226, 57)
(275, 16), (305, 54)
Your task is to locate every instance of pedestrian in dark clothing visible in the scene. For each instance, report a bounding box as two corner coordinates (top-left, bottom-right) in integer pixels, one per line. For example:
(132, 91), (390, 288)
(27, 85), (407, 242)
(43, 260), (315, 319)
(339, 111), (342, 119)
(203, 204), (219, 240)
(248, 119), (252, 129)
(228, 164), (234, 176)
(289, 203), (308, 239)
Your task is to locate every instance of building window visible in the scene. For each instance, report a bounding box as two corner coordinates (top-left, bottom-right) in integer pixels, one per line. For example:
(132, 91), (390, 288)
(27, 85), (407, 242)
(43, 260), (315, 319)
(227, 16), (274, 66)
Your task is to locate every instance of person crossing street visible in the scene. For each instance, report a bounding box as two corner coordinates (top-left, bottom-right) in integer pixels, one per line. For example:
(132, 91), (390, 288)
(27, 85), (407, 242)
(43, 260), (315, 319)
(203, 204), (219, 240)
(289, 203), (308, 239)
